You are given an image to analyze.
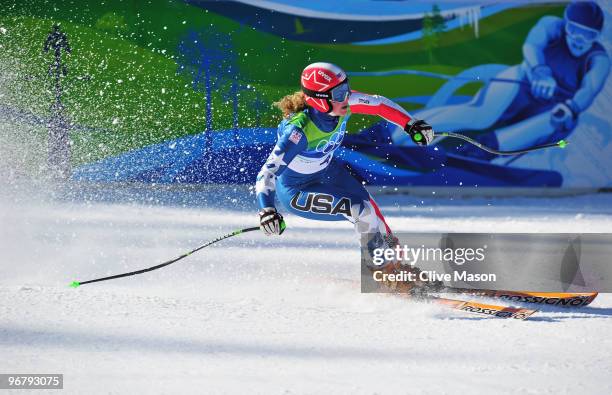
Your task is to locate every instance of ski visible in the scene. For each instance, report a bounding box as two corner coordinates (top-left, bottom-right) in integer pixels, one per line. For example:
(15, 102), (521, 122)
(385, 285), (539, 319)
(406, 294), (538, 320)
(446, 289), (598, 308)
(333, 277), (538, 319)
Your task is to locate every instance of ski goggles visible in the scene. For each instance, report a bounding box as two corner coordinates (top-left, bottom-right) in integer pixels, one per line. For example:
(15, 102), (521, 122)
(301, 80), (351, 102)
(565, 21), (599, 43)
(329, 81), (351, 102)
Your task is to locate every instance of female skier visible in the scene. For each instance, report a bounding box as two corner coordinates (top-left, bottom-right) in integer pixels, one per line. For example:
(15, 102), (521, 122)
(255, 62), (435, 283)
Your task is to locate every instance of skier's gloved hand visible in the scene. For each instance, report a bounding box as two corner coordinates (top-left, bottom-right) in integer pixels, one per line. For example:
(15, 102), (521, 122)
(259, 207), (286, 236)
(550, 99), (579, 130)
(530, 65), (557, 100)
(404, 119), (433, 146)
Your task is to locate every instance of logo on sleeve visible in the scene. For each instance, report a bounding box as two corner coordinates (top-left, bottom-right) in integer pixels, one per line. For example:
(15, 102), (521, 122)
(289, 130), (302, 144)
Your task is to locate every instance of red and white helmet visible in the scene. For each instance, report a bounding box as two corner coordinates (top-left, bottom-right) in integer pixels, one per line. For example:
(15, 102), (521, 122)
(300, 62), (349, 113)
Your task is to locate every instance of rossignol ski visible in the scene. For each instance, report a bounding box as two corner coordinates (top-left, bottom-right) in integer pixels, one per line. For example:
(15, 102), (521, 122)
(448, 289), (598, 308)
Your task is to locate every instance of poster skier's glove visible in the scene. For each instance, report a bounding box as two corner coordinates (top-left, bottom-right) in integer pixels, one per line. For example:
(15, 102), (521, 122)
(530, 65), (557, 100)
(550, 99), (579, 131)
(404, 119), (433, 146)
(259, 207), (286, 236)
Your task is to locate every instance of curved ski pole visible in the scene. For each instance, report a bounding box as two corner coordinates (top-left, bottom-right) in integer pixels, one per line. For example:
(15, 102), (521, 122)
(70, 226), (261, 288)
(437, 131), (567, 156)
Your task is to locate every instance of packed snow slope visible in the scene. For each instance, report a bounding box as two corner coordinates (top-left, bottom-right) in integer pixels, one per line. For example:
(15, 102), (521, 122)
(1, 183), (611, 394)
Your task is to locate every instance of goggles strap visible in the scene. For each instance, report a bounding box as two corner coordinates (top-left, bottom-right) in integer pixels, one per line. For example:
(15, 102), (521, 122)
(301, 86), (332, 99)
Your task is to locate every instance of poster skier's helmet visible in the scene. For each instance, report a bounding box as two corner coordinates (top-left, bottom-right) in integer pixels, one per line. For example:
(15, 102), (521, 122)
(300, 62), (350, 113)
(564, 1), (604, 57)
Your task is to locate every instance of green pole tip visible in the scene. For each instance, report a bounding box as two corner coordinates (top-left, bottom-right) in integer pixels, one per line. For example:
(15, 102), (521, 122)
(280, 220), (287, 231)
(69, 281), (80, 288)
(558, 140), (568, 148)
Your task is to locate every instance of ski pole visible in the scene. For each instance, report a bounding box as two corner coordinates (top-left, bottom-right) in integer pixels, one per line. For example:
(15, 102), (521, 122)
(70, 226), (261, 288)
(437, 131), (567, 155)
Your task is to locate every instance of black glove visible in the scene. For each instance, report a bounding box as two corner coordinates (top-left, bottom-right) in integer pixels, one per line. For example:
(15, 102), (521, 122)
(404, 119), (434, 146)
(259, 207), (286, 235)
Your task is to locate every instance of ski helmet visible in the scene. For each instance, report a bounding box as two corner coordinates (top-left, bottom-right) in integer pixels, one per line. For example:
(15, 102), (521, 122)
(565, 1), (604, 33)
(300, 62), (350, 113)
(564, 1), (604, 56)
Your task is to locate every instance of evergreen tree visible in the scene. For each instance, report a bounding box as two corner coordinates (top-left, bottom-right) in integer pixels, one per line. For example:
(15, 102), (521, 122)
(422, 4), (446, 64)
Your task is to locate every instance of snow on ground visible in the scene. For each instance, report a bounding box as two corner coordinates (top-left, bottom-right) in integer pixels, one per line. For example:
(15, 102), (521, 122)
(1, 183), (612, 394)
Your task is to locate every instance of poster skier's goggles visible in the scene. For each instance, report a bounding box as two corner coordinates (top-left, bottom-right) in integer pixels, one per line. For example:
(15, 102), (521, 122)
(302, 80), (351, 102)
(565, 21), (599, 43)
